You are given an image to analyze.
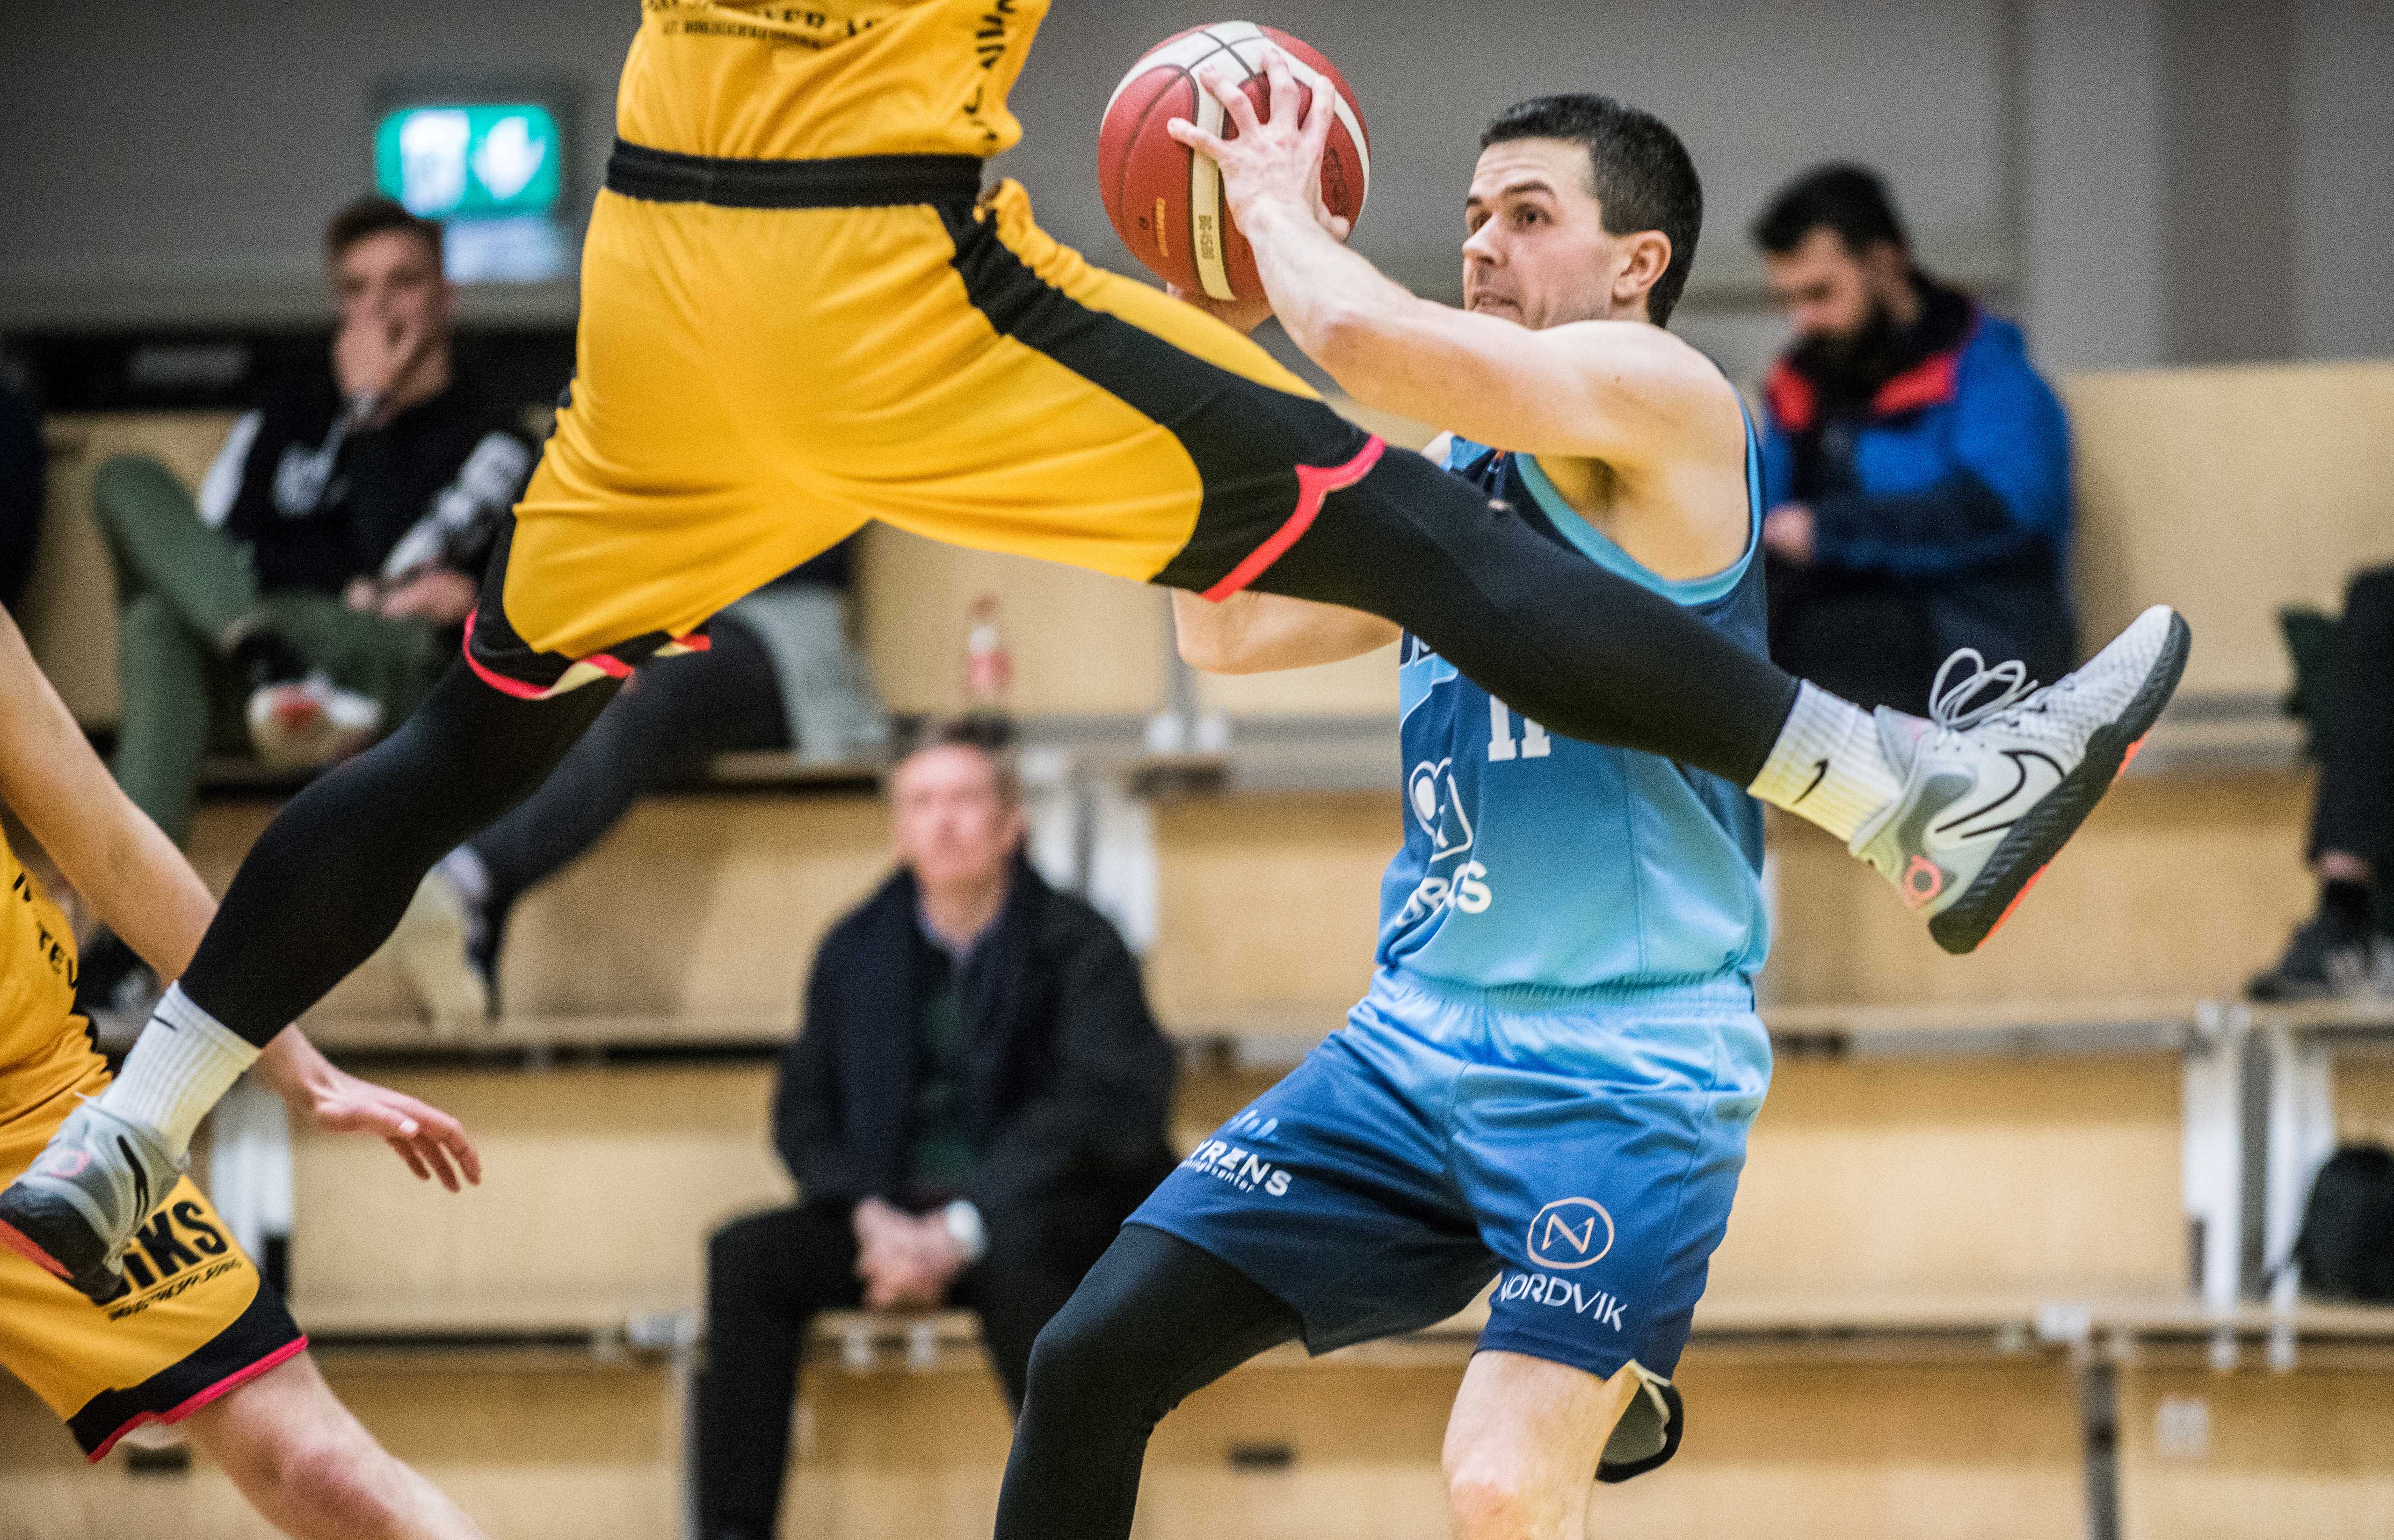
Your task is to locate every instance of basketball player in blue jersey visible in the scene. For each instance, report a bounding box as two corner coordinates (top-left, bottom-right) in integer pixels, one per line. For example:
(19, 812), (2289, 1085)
(993, 60), (2182, 1540)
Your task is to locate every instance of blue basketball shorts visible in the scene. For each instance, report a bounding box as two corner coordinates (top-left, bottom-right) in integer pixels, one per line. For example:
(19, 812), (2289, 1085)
(1131, 969), (1771, 1382)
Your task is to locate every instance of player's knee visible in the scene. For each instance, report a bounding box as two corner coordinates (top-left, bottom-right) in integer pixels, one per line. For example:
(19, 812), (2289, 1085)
(1443, 1448), (1546, 1540)
(1022, 1293), (1135, 1411)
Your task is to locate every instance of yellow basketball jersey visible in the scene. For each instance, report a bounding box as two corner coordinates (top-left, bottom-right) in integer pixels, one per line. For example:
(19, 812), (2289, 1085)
(617, 0), (1051, 160)
(0, 823), (102, 1118)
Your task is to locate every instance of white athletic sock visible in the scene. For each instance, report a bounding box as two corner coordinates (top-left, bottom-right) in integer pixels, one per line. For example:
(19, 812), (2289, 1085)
(1747, 682), (1907, 843)
(96, 985), (261, 1158)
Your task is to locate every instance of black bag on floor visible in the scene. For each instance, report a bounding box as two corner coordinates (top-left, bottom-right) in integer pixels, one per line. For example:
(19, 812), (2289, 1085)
(2291, 1143), (2394, 1302)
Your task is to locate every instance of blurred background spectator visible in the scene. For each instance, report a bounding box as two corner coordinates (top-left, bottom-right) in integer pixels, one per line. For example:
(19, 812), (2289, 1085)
(1753, 163), (2076, 715)
(0, 372), (40, 614)
(392, 546), (886, 1024)
(2252, 563), (2394, 1000)
(691, 719), (1175, 1540)
(74, 196), (532, 1025)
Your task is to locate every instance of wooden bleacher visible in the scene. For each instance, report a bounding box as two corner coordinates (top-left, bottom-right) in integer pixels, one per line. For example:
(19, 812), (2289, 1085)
(15, 368), (2394, 1536)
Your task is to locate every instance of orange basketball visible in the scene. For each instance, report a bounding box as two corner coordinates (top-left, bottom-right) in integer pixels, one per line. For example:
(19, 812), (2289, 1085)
(1098, 21), (1371, 302)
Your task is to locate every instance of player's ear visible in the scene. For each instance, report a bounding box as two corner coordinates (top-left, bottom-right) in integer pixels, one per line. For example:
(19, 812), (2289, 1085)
(1615, 231), (1672, 314)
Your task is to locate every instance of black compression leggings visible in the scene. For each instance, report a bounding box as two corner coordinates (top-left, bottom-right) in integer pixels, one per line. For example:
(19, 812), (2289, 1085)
(995, 1225), (1302, 1540)
(1256, 445), (1798, 786)
(185, 661), (619, 1043)
(176, 451), (1798, 1045)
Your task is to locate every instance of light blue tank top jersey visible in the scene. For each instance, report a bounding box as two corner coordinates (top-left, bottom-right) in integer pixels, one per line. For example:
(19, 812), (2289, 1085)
(1374, 419), (1772, 1006)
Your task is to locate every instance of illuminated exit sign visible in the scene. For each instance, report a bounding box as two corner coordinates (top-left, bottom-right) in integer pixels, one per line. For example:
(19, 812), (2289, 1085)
(374, 103), (563, 219)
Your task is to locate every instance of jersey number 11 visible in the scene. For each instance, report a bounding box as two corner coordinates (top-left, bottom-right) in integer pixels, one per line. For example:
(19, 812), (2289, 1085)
(1487, 699), (1552, 762)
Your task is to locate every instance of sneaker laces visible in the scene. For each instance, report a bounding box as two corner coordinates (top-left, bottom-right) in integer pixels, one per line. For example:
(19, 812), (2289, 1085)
(1928, 649), (2042, 732)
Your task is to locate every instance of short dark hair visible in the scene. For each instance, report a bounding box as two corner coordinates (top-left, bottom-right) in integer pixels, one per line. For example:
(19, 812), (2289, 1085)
(1752, 164), (1909, 257)
(1480, 94), (1704, 327)
(325, 196), (444, 268)
(888, 713), (1021, 805)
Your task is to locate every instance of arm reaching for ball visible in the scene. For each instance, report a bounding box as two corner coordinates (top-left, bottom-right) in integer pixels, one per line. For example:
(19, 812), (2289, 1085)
(1170, 44), (1733, 473)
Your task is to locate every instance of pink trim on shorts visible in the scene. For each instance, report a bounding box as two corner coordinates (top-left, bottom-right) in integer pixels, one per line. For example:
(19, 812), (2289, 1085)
(1201, 436), (1388, 603)
(460, 609), (554, 700)
(83, 1336), (310, 1463)
(460, 609), (708, 700)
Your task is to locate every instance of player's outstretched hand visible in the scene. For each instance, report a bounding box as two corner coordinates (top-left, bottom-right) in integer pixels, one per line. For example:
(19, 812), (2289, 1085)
(254, 1026), (484, 1192)
(1168, 42), (1351, 240)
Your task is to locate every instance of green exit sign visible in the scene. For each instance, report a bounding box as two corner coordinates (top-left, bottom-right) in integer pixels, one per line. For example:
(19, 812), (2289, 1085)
(375, 104), (562, 219)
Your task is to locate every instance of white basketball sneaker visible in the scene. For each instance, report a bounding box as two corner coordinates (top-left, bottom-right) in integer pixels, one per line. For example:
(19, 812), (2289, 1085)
(0, 1100), (184, 1305)
(1852, 604), (2191, 954)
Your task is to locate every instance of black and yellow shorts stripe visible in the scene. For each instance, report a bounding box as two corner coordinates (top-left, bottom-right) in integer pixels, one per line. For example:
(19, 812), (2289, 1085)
(467, 141), (1386, 697)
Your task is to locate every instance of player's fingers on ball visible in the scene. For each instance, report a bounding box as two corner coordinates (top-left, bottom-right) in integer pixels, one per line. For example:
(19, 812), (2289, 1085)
(1259, 44), (1299, 123)
(1206, 65), (1262, 134)
(1301, 77), (1337, 156)
(1190, 63), (1237, 112)
(1163, 117), (1221, 157)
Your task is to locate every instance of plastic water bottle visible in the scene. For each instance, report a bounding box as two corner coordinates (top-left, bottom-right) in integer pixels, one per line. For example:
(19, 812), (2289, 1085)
(965, 594), (1012, 710)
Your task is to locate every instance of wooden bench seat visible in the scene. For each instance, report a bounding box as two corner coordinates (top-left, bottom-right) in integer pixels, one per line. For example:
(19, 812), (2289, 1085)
(285, 1062), (791, 1331)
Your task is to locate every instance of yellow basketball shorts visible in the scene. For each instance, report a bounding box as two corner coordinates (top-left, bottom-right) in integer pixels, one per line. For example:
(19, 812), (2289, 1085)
(0, 1061), (305, 1460)
(465, 142), (1388, 697)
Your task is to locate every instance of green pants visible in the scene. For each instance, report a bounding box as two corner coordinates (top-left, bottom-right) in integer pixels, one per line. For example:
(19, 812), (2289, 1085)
(95, 455), (451, 847)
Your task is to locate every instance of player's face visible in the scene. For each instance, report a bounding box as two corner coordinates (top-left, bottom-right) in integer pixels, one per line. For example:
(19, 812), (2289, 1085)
(333, 230), (451, 344)
(1462, 139), (1625, 329)
(1763, 227), (1888, 345)
(890, 745), (1025, 893)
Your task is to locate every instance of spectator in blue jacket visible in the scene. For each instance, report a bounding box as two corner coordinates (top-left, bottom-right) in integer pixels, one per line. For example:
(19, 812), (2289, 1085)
(1753, 164), (2076, 715)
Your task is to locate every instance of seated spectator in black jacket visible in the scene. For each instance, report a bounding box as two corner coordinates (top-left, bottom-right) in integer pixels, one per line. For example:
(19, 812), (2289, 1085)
(0, 372), (40, 614)
(695, 719), (1176, 1540)
(2252, 564), (2394, 999)
(1754, 164), (2076, 714)
(77, 196), (531, 1025)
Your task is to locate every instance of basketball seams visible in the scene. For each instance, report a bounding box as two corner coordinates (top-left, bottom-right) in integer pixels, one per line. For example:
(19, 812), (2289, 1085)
(1183, 29), (1255, 301)
(1103, 22), (1370, 299)
(1110, 72), (1190, 262)
(1103, 35), (1241, 287)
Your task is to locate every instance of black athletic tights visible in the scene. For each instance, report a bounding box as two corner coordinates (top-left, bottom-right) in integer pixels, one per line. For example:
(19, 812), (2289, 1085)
(994, 1225), (1303, 1540)
(181, 452), (1799, 1044)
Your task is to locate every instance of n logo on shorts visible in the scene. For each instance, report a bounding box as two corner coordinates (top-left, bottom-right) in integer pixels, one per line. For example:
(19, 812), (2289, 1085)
(1527, 1197), (1615, 1270)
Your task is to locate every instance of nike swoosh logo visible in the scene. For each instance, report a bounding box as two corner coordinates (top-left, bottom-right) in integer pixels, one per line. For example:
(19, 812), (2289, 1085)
(1792, 758), (1832, 804)
(1934, 749), (2066, 843)
(120, 1137), (150, 1224)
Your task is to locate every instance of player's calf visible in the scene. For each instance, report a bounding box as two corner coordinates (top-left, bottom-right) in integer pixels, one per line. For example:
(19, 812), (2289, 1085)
(185, 1351), (487, 1540)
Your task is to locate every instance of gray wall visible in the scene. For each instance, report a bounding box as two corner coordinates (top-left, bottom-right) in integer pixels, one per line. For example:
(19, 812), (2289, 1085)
(1, 0), (2386, 380)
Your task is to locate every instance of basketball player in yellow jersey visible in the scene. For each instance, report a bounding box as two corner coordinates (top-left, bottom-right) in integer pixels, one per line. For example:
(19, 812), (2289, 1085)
(6, 0), (2185, 1303)
(0, 611), (489, 1537)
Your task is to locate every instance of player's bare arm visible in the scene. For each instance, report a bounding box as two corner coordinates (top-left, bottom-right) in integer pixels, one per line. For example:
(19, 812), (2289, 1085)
(1170, 46), (1739, 475)
(0, 611), (478, 1191)
(1173, 588), (1400, 676)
